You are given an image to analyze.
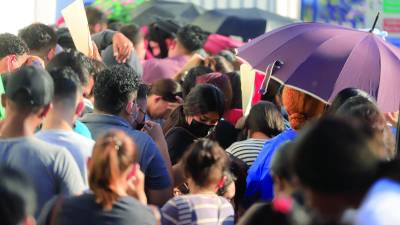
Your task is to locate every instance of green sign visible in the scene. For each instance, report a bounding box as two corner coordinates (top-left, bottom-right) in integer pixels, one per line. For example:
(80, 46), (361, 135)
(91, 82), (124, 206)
(384, 0), (400, 13)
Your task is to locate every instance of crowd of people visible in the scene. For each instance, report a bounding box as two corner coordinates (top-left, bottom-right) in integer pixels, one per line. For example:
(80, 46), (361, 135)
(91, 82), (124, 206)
(0, 5), (399, 225)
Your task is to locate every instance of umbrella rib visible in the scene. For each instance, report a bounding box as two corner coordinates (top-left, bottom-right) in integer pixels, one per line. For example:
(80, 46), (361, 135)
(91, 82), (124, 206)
(332, 35), (372, 98)
(252, 26), (352, 71)
(251, 28), (317, 68)
(374, 39), (398, 108)
(279, 33), (349, 82)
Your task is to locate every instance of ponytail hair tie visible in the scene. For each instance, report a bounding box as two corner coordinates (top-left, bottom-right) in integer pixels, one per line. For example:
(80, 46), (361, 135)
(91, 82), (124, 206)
(272, 197), (293, 214)
(105, 136), (123, 151)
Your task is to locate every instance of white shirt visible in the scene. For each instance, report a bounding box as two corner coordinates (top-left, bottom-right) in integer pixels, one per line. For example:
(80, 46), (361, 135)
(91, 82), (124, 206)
(355, 178), (400, 225)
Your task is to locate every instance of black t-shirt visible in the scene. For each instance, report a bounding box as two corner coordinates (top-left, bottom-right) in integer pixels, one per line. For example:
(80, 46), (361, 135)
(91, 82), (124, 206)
(214, 120), (240, 149)
(40, 193), (156, 225)
(165, 127), (196, 165)
(166, 121), (240, 164)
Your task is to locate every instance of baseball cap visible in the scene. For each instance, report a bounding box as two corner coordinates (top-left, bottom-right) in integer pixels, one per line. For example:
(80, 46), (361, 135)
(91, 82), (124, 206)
(6, 65), (54, 106)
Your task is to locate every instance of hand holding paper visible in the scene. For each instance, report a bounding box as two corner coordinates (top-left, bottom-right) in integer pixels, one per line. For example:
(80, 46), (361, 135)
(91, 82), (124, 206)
(62, 0), (92, 56)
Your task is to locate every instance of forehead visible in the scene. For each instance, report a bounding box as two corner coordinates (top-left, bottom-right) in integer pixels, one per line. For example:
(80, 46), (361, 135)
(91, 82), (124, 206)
(199, 112), (220, 121)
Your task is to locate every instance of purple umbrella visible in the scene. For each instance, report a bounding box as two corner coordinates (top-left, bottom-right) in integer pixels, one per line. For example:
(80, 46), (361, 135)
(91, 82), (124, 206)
(237, 22), (400, 112)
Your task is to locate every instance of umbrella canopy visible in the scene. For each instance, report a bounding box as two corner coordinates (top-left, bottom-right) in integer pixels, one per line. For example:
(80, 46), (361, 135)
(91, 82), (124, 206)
(192, 8), (298, 41)
(131, 0), (204, 26)
(237, 22), (400, 112)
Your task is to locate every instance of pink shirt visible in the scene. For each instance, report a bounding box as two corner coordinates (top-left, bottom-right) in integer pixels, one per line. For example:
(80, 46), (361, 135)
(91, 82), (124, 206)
(142, 55), (190, 84)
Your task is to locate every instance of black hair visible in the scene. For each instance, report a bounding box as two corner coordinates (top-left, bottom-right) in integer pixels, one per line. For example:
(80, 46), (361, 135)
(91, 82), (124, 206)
(94, 64), (140, 115)
(163, 84), (225, 133)
(293, 116), (379, 195)
(85, 6), (107, 26)
(148, 79), (182, 102)
(48, 67), (81, 108)
(245, 101), (285, 138)
(236, 202), (292, 225)
(55, 27), (75, 50)
(85, 58), (106, 99)
(147, 19), (181, 58)
(270, 141), (294, 180)
(226, 71), (242, 109)
(327, 88), (375, 115)
(217, 170), (236, 196)
(183, 138), (228, 187)
(120, 24), (142, 45)
(205, 55), (234, 73)
(147, 19), (180, 41)
(0, 166), (36, 225)
(108, 21), (124, 31)
(218, 50), (236, 65)
(261, 79), (284, 109)
(46, 50), (90, 85)
(18, 23), (57, 57)
(86, 58), (106, 77)
(181, 66), (213, 97)
(176, 25), (208, 53)
(336, 96), (395, 159)
(0, 33), (29, 59)
(137, 83), (148, 101)
(196, 73), (233, 111)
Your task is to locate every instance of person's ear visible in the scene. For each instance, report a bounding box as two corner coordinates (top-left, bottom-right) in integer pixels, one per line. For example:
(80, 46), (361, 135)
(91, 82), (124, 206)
(6, 55), (17, 72)
(125, 101), (134, 114)
(166, 38), (176, 49)
(47, 48), (56, 62)
(75, 101), (85, 117)
(23, 216), (36, 225)
(154, 96), (162, 103)
(38, 104), (52, 119)
(1, 94), (7, 108)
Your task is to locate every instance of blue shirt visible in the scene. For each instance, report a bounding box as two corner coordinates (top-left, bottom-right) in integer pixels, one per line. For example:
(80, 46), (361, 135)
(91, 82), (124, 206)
(245, 129), (297, 202)
(74, 120), (93, 140)
(80, 113), (171, 189)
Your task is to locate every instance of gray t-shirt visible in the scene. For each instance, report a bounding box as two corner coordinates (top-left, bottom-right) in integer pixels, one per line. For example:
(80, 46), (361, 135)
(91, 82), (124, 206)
(0, 136), (84, 217)
(36, 130), (95, 187)
(39, 193), (156, 225)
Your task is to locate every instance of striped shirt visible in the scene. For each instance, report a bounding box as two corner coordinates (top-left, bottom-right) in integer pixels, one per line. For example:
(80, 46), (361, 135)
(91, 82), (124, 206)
(161, 194), (234, 225)
(226, 139), (267, 166)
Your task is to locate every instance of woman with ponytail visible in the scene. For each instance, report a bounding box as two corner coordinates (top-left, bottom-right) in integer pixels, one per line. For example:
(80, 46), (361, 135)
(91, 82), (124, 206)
(40, 130), (157, 225)
(161, 139), (234, 225)
(246, 86), (326, 203)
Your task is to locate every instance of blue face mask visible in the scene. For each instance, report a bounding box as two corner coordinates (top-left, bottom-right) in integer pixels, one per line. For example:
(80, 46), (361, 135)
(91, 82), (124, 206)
(187, 119), (216, 138)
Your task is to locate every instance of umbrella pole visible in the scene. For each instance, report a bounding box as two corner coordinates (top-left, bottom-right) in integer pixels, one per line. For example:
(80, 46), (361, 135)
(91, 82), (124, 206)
(369, 12), (380, 33)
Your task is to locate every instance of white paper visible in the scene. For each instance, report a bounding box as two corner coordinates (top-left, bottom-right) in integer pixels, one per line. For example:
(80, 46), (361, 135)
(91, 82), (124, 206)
(62, 0), (92, 56)
(240, 64), (256, 116)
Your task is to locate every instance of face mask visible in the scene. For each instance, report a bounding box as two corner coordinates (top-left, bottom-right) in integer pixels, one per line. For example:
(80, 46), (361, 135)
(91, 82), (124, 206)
(187, 119), (216, 138)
